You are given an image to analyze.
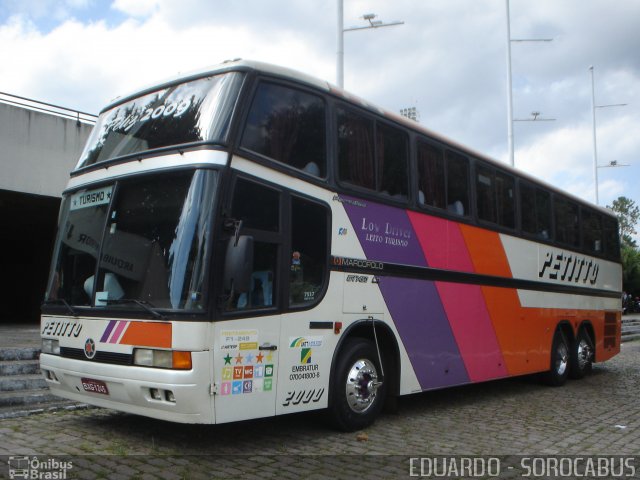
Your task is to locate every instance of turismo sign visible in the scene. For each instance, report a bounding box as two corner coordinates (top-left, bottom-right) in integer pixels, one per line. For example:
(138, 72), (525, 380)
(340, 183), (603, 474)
(70, 186), (113, 211)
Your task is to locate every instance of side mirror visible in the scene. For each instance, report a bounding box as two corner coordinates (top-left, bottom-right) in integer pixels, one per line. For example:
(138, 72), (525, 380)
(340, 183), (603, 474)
(223, 235), (253, 294)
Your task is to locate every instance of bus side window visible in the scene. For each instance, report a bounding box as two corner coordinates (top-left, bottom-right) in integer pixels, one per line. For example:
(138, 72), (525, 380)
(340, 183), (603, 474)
(445, 151), (469, 216)
(554, 197), (579, 247)
(289, 196), (328, 307)
(417, 141), (445, 209)
(240, 82), (326, 177)
(236, 243), (277, 309)
(337, 108), (375, 190)
(521, 182), (551, 239)
(496, 171), (515, 229)
(226, 178), (281, 311)
(603, 216), (620, 260)
(582, 208), (603, 254)
(377, 123), (408, 200)
(476, 165), (495, 223)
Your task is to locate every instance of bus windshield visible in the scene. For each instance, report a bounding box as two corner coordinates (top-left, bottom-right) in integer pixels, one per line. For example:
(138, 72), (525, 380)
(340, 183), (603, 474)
(45, 169), (218, 312)
(76, 72), (244, 169)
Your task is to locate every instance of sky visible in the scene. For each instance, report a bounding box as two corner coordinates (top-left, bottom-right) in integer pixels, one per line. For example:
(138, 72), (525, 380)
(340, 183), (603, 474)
(1, 0), (638, 222)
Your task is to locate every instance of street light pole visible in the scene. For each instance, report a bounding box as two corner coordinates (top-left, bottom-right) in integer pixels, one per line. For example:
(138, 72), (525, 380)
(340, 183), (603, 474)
(505, 0), (552, 167)
(505, 0), (515, 167)
(589, 65), (628, 205)
(337, 0), (344, 89)
(336, 1), (404, 89)
(589, 66), (599, 205)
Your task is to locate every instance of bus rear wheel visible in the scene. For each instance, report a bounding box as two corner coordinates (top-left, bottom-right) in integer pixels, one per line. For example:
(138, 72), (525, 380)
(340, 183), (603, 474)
(569, 328), (594, 379)
(329, 338), (386, 432)
(545, 329), (569, 387)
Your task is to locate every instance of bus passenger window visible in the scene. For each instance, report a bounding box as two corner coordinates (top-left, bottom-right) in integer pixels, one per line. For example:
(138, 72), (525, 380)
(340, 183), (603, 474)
(417, 141), (445, 209)
(582, 209), (603, 253)
(521, 183), (551, 239)
(476, 165), (495, 223)
(603, 216), (620, 260)
(337, 108), (375, 190)
(495, 172), (515, 229)
(554, 197), (579, 247)
(289, 197), (328, 306)
(241, 83), (326, 177)
(377, 123), (408, 200)
(446, 151), (469, 216)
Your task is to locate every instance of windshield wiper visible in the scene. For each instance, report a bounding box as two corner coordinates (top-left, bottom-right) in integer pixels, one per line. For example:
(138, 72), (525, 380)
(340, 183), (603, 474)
(43, 299), (79, 317)
(103, 299), (166, 319)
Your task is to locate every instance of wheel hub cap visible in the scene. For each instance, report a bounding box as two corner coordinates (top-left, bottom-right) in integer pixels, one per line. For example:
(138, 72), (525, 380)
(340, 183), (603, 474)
(345, 359), (381, 413)
(577, 339), (593, 369)
(557, 343), (569, 376)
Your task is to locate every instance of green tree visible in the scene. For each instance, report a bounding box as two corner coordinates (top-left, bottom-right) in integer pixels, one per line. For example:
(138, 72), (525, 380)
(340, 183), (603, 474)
(622, 244), (640, 296)
(608, 197), (640, 296)
(607, 196), (640, 247)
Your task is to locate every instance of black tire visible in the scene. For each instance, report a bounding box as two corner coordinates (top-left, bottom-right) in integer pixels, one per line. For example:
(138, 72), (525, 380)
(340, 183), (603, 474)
(569, 328), (594, 379)
(329, 338), (386, 432)
(545, 329), (570, 387)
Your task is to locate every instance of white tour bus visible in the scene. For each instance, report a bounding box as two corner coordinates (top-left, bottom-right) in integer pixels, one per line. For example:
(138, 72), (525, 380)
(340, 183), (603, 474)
(41, 60), (622, 431)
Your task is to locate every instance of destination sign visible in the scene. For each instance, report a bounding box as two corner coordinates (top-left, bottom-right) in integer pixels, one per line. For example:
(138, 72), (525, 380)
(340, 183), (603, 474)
(70, 186), (113, 211)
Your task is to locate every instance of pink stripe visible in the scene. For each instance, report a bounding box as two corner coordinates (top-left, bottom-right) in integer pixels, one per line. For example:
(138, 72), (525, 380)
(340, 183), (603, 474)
(436, 282), (508, 382)
(407, 211), (507, 382)
(407, 213), (475, 272)
(108, 321), (128, 344)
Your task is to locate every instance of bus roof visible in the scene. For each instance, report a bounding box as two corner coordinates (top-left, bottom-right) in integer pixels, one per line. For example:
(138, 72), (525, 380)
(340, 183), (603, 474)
(101, 59), (613, 217)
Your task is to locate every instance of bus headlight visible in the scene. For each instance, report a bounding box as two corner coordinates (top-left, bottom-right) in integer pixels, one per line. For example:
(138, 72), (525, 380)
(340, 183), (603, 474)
(133, 349), (192, 370)
(42, 339), (60, 355)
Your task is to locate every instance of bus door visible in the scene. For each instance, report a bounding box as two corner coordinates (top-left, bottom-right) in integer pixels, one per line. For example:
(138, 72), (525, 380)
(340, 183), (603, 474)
(212, 175), (284, 422)
(213, 315), (281, 423)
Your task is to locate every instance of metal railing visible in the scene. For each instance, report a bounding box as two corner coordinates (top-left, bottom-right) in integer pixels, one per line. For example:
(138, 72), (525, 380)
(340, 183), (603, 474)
(0, 91), (98, 125)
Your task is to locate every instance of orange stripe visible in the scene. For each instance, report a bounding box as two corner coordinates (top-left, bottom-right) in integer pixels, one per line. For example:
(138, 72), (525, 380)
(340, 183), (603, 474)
(457, 224), (620, 373)
(459, 224), (512, 277)
(120, 321), (172, 348)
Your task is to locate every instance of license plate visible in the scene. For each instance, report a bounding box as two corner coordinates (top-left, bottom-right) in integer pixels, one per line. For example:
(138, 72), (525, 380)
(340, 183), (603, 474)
(81, 378), (109, 395)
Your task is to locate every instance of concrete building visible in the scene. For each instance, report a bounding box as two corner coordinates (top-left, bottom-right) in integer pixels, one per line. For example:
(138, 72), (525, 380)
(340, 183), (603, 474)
(0, 93), (95, 324)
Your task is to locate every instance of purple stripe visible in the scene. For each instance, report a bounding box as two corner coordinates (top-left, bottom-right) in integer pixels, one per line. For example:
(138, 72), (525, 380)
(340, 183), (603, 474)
(109, 321), (128, 344)
(341, 196), (469, 389)
(379, 277), (469, 389)
(342, 196), (427, 266)
(100, 320), (117, 343)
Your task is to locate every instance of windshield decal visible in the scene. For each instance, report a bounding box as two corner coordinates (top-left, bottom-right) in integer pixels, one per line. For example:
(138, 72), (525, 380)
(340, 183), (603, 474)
(70, 186), (113, 211)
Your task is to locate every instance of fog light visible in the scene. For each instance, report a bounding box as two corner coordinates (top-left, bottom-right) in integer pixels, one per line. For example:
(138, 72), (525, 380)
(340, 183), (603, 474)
(149, 388), (162, 400)
(165, 390), (176, 403)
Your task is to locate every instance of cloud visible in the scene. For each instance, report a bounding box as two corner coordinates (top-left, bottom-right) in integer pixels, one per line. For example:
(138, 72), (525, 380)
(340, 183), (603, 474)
(0, 0), (638, 213)
(0, 8), (334, 113)
(111, 0), (159, 18)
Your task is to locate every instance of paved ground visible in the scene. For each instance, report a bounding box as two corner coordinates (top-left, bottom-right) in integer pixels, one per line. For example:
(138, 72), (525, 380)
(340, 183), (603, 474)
(1, 335), (639, 479)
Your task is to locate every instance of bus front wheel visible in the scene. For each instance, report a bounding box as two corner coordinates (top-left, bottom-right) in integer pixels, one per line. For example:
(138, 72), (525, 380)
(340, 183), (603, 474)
(569, 328), (594, 379)
(545, 329), (569, 386)
(329, 338), (386, 432)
